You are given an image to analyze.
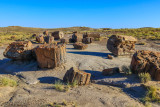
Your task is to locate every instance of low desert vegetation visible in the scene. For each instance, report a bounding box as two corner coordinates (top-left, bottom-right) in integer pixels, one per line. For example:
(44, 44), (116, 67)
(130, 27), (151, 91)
(0, 76), (17, 87)
(142, 86), (160, 103)
(138, 73), (151, 83)
(45, 100), (78, 107)
(138, 42), (146, 45)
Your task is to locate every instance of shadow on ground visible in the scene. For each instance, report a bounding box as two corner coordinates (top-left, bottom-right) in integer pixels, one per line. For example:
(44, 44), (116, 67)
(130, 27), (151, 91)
(38, 76), (61, 84)
(67, 51), (110, 58)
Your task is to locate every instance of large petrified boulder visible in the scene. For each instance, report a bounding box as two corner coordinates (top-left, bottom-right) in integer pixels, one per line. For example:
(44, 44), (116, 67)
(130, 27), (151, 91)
(107, 35), (137, 56)
(34, 43), (66, 69)
(63, 67), (91, 85)
(130, 50), (160, 80)
(83, 32), (100, 39)
(51, 31), (64, 40)
(44, 35), (54, 44)
(82, 37), (93, 44)
(3, 41), (33, 60)
(72, 32), (83, 43)
(36, 34), (44, 43)
(73, 42), (88, 50)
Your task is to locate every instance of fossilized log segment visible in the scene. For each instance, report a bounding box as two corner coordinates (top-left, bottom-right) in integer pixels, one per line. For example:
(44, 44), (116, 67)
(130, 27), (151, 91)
(63, 67), (91, 85)
(72, 32), (83, 43)
(44, 35), (54, 44)
(60, 38), (69, 44)
(107, 35), (137, 56)
(34, 43), (66, 68)
(73, 42), (88, 50)
(51, 31), (64, 40)
(131, 50), (160, 80)
(36, 35), (44, 43)
(83, 32), (100, 39)
(3, 41), (33, 60)
(82, 37), (93, 44)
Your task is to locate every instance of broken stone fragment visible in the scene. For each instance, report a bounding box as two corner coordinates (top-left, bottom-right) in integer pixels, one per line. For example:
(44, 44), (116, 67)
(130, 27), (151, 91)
(107, 55), (113, 59)
(73, 42), (88, 50)
(131, 50), (160, 81)
(3, 41), (34, 60)
(102, 67), (119, 76)
(36, 34), (44, 43)
(51, 31), (64, 40)
(82, 37), (93, 44)
(44, 35), (54, 44)
(107, 35), (137, 56)
(34, 43), (66, 69)
(72, 32), (83, 43)
(63, 67), (91, 85)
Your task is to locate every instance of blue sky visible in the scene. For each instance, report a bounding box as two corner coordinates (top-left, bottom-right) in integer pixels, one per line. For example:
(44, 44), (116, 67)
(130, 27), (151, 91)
(0, 0), (160, 28)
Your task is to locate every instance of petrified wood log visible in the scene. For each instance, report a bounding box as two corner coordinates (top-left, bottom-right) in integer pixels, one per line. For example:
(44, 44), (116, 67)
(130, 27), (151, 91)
(131, 50), (160, 81)
(34, 43), (66, 69)
(51, 31), (64, 40)
(36, 35), (44, 43)
(83, 32), (100, 39)
(3, 41), (33, 60)
(72, 32), (83, 43)
(43, 30), (48, 36)
(107, 35), (137, 56)
(44, 35), (54, 44)
(82, 37), (93, 44)
(60, 38), (69, 44)
(63, 67), (91, 85)
(73, 42), (88, 50)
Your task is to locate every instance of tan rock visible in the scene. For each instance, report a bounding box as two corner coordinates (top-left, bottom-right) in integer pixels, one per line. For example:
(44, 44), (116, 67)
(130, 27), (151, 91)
(82, 37), (93, 44)
(83, 32), (100, 39)
(44, 35), (54, 44)
(73, 42), (88, 50)
(51, 31), (64, 40)
(36, 35), (44, 43)
(72, 32), (83, 43)
(63, 67), (91, 85)
(34, 43), (66, 69)
(107, 35), (137, 56)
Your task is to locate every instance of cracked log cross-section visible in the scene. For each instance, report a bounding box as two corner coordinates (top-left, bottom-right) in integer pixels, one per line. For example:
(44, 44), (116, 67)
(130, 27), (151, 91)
(107, 35), (137, 56)
(34, 43), (66, 69)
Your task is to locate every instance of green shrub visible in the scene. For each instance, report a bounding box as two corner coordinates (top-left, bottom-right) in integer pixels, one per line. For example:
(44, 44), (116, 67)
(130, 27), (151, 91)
(138, 73), (151, 83)
(0, 76), (17, 87)
(143, 86), (160, 103)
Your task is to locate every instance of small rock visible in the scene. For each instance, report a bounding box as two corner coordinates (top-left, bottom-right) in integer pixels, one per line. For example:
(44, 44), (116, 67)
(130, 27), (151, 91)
(73, 42), (88, 50)
(102, 67), (119, 76)
(107, 55), (113, 59)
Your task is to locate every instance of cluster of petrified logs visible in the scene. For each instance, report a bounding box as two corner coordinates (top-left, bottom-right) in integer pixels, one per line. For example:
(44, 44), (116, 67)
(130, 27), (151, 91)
(107, 35), (137, 56)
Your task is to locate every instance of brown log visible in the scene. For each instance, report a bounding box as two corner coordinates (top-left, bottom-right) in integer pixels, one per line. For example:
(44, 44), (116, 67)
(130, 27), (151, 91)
(73, 42), (88, 50)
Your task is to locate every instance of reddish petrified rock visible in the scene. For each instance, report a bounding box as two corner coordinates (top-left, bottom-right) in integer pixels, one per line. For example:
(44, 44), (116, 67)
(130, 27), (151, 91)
(44, 35), (54, 44)
(82, 37), (93, 44)
(51, 31), (64, 40)
(60, 38), (69, 44)
(63, 67), (91, 85)
(43, 30), (48, 36)
(72, 32), (83, 43)
(36, 35), (44, 43)
(102, 68), (119, 76)
(107, 35), (137, 56)
(3, 41), (33, 60)
(131, 50), (160, 80)
(34, 43), (66, 69)
(83, 32), (100, 39)
(107, 55), (113, 59)
(73, 42), (88, 50)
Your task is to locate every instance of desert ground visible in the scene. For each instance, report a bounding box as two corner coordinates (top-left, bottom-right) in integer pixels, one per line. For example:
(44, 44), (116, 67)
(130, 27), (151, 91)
(0, 38), (160, 107)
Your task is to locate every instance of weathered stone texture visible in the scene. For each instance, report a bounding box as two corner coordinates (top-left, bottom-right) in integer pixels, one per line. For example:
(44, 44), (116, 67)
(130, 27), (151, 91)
(34, 43), (66, 69)
(82, 37), (93, 44)
(131, 50), (160, 80)
(44, 35), (54, 44)
(107, 35), (137, 56)
(51, 31), (64, 40)
(36, 35), (44, 43)
(63, 67), (91, 85)
(83, 32), (100, 39)
(73, 42), (88, 50)
(3, 41), (33, 60)
(72, 32), (83, 43)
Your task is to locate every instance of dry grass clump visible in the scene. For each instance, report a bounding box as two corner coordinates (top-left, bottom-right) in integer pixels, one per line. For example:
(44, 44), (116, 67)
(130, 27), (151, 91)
(122, 65), (132, 75)
(138, 73), (151, 83)
(0, 76), (17, 87)
(142, 86), (160, 103)
(45, 100), (78, 107)
(138, 42), (146, 45)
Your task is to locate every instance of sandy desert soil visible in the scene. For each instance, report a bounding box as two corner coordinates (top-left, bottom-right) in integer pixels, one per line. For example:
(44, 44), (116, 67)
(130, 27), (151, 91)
(0, 39), (160, 107)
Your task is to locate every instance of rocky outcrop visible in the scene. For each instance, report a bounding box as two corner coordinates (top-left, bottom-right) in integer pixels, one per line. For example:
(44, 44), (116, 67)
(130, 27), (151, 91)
(73, 42), (88, 50)
(107, 35), (137, 56)
(51, 31), (64, 40)
(36, 35), (44, 43)
(131, 50), (160, 80)
(44, 35), (54, 44)
(102, 68), (119, 76)
(3, 41), (33, 60)
(82, 37), (93, 44)
(34, 43), (66, 69)
(63, 67), (91, 85)
(72, 32), (83, 43)
(83, 32), (100, 39)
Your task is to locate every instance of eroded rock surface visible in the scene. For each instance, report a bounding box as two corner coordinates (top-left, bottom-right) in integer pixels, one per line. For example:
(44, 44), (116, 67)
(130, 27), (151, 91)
(73, 42), (88, 50)
(107, 35), (137, 56)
